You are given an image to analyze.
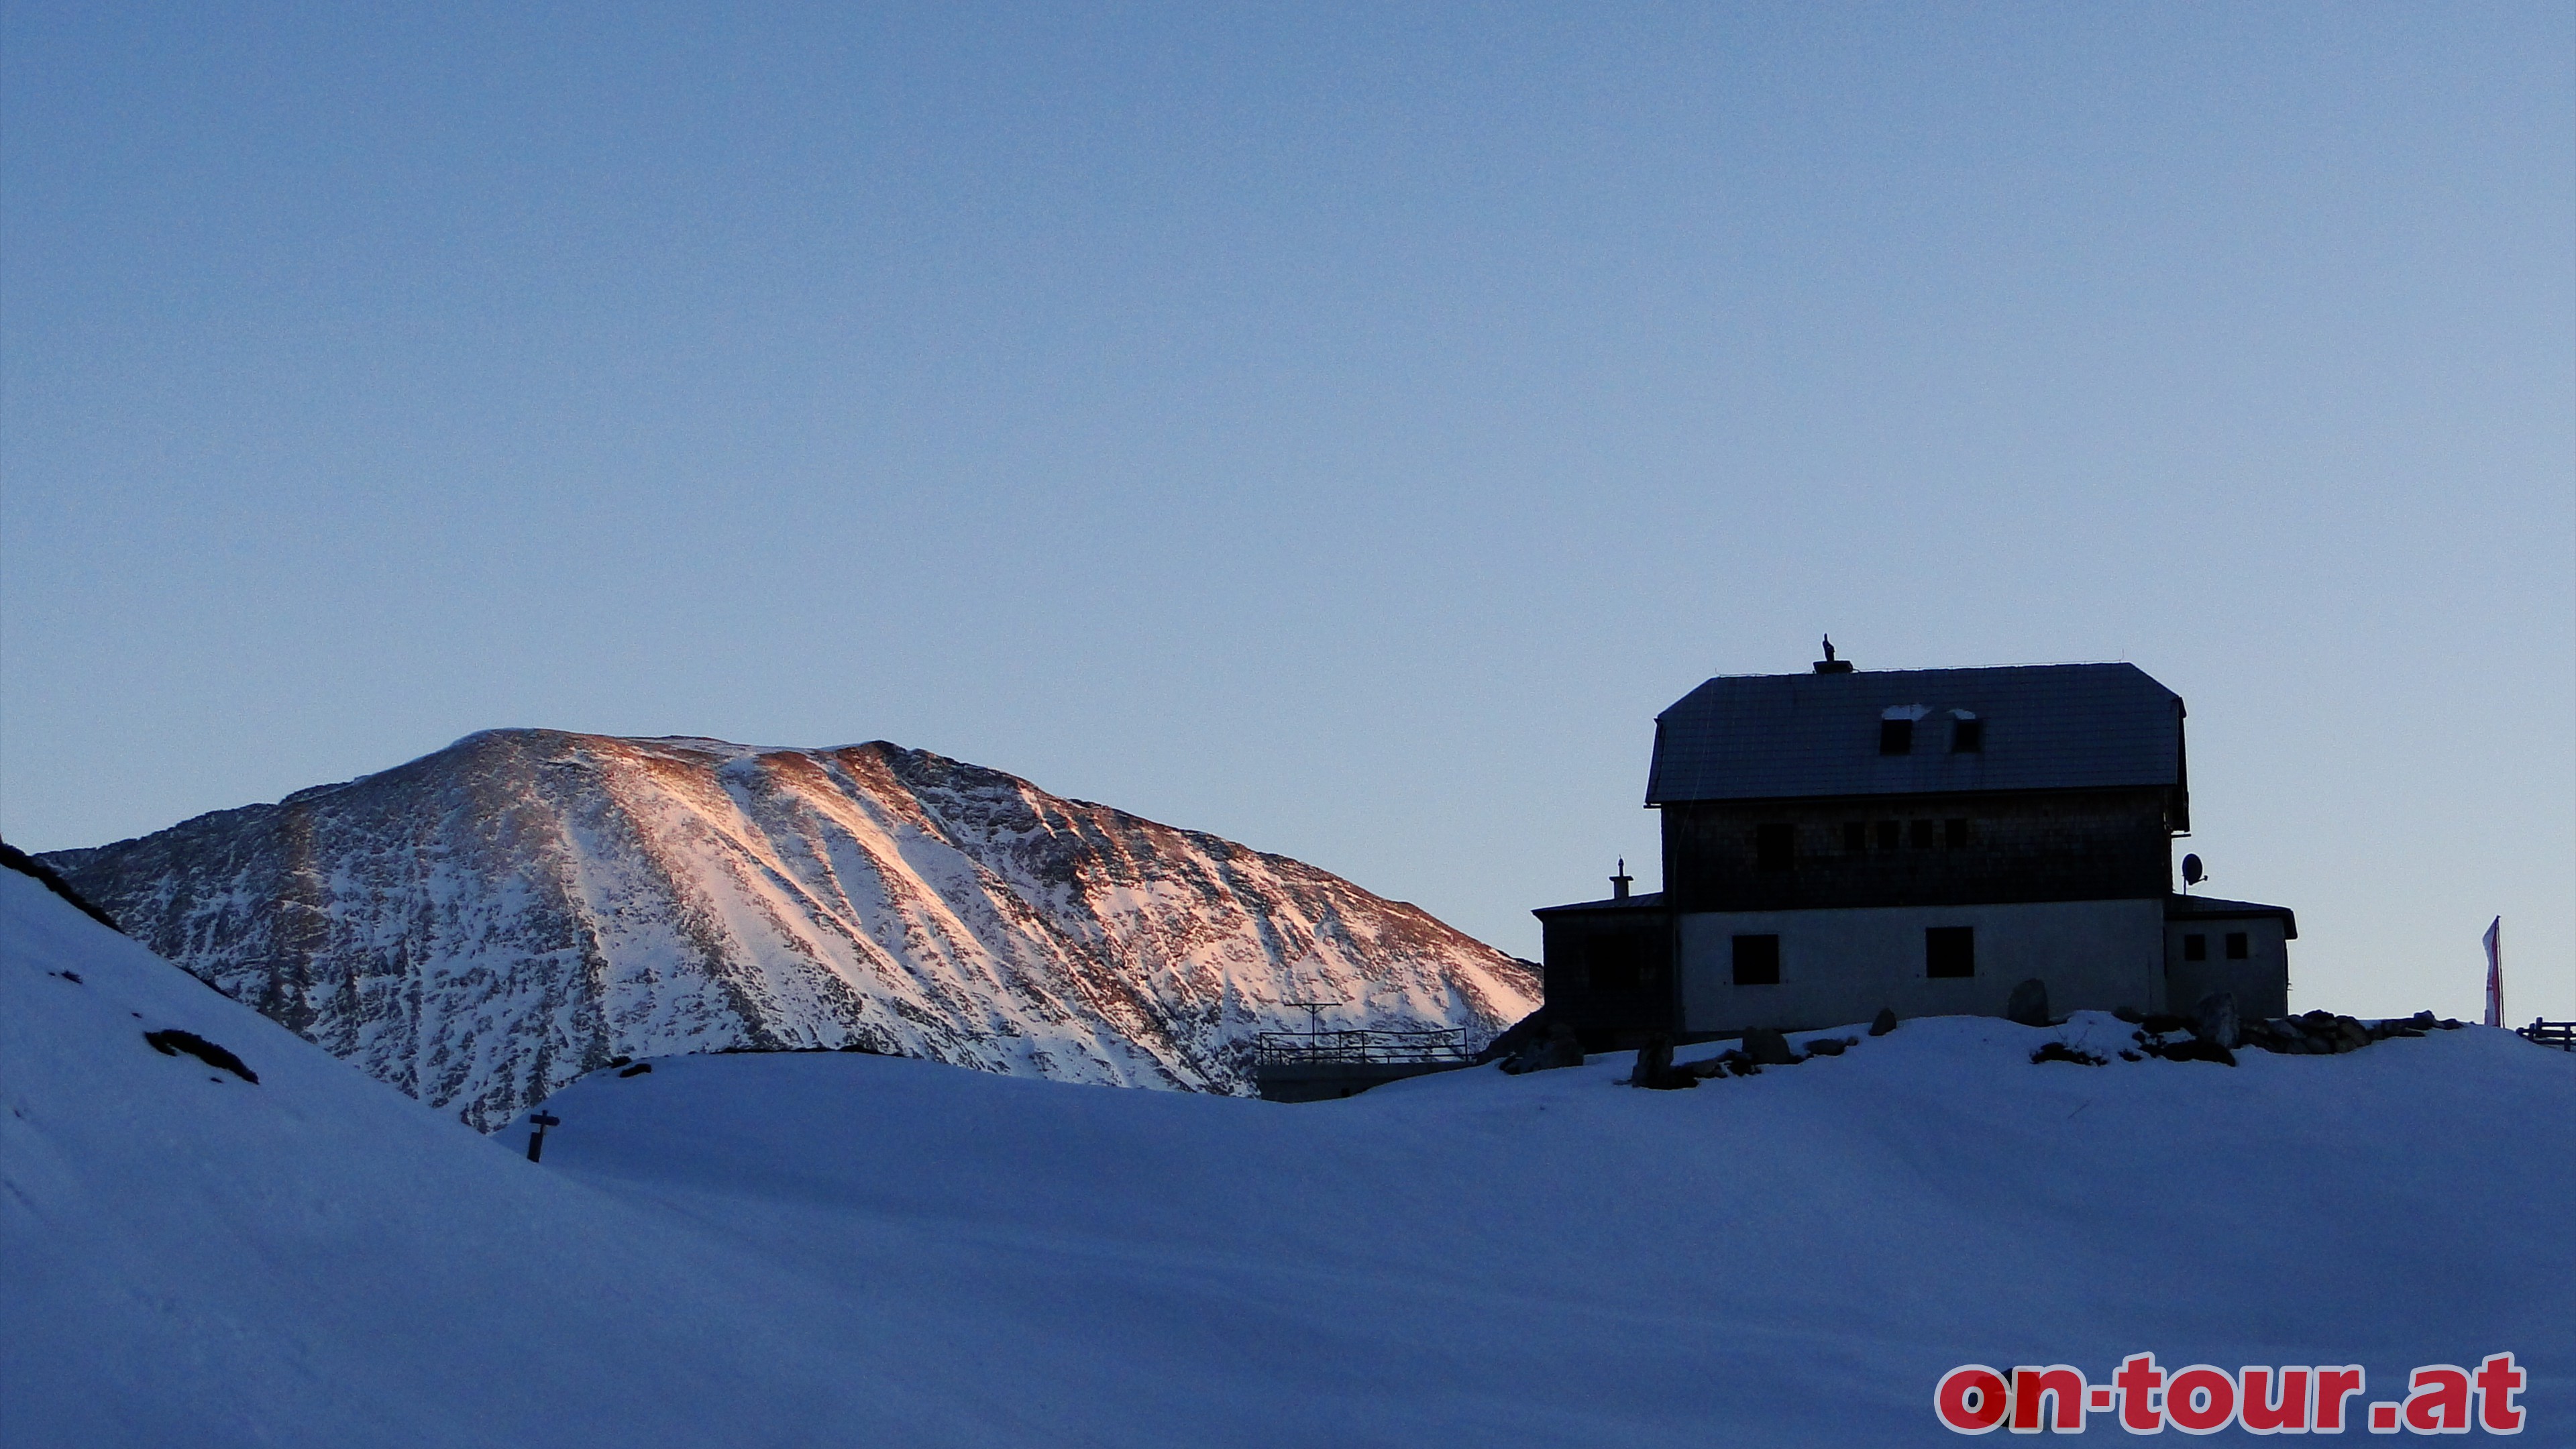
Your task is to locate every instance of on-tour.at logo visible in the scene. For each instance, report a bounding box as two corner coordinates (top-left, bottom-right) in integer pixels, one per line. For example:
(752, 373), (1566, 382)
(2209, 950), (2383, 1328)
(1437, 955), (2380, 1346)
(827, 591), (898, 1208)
(1935, 1352), (2526, 1434)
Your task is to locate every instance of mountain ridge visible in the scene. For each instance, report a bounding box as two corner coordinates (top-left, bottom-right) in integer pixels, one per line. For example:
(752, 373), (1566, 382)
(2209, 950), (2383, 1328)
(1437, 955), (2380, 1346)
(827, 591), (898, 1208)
(47, 729), (1537, 1128)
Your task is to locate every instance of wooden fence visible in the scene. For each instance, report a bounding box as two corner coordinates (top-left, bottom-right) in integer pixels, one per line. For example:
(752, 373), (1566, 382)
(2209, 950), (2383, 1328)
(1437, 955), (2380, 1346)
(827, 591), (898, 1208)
(2516, 1019), (2575, 1052)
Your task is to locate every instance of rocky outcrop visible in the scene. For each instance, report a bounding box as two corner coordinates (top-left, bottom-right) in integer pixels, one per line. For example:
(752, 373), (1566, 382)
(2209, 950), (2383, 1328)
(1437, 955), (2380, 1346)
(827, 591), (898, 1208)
(2235, 1009), (2457, 1056)
(2115, 1006), (2463, 1067)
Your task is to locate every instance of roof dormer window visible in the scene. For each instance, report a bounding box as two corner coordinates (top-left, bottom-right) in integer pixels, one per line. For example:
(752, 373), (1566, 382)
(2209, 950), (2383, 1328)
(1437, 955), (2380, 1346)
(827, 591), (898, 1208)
(1879, 704), (1928, 755)
(1951, 712), (1983, 753)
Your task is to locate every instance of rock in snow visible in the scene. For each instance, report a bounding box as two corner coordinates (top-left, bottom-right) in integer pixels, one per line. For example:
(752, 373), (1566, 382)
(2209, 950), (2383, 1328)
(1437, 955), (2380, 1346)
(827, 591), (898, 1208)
(44, 731), (1536, 1128)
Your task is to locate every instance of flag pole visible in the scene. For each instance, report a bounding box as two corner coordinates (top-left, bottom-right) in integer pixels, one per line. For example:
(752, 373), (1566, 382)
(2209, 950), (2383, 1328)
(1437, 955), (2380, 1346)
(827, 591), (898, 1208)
(2481, 917), (2503, 1029)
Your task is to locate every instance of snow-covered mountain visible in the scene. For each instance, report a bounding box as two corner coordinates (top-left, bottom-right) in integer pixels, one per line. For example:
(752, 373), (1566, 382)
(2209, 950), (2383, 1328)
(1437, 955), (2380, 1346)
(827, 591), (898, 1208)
(44, 731), (1536, 1129)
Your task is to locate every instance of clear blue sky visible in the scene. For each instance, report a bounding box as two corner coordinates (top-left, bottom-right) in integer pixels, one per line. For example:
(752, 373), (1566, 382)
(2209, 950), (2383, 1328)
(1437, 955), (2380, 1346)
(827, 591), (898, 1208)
(5, 4), (2569, 1020)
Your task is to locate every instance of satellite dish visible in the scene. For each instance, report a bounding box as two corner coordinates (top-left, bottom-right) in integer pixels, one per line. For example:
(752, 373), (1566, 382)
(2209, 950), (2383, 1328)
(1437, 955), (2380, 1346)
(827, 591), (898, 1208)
(2182, 854), (2206, 887)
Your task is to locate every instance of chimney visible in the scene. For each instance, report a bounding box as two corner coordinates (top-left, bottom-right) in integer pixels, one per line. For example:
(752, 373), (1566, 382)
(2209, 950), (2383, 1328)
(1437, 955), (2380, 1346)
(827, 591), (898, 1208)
(1611, 858), (1633, 901)
(1813, 633), (1854, 674)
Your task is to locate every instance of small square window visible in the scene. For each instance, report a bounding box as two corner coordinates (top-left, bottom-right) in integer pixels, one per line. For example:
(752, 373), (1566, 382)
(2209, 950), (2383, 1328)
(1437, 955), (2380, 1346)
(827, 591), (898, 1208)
(1909, 818), (1934, 849)
(1732, 933), (1781, 986)
(2183, 933), (2207, 962)
(1876, 820), (1900, 851)
(1944, 817), (1969, 847)
(1756, 823), (1795, 872)
(1951, 718), (1984, 753)
(2226, 932), (2249, 960)
(1926, 926), (1975, 978)
(1880, 718), (1915, 755)
(1843, 821), (1868, 853)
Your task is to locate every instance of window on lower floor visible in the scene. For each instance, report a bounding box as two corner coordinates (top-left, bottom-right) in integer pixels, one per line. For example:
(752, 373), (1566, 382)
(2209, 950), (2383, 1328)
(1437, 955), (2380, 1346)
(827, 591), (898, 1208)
(1876, 820), (1901, 851)
(1756, 822), (1795, 871)
(2226, 932), (2249, 960)
(1926, 926), (1975, 978)
(1843, 820), (1868, 854)
(1945, 817), (1969, 847)
(1909, 818), (1935, 849)
(2183, 933), (2208, 961)
(1732, 933), (1781, 986)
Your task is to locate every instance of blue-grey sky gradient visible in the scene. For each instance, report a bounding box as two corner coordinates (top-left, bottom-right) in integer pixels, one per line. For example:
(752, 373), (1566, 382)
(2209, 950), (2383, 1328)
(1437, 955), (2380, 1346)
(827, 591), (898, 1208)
(6, 4), (2570, 1020)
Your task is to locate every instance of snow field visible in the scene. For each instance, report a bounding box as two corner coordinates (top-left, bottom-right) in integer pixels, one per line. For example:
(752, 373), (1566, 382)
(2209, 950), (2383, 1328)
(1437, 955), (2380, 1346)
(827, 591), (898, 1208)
(502, 1004), (2575, 1442)
(7, 866), (2569, 1445)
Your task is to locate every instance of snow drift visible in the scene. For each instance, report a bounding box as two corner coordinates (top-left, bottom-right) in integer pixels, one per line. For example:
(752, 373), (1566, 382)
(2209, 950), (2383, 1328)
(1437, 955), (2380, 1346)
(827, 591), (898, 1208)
(44, 731), (1537, 1128)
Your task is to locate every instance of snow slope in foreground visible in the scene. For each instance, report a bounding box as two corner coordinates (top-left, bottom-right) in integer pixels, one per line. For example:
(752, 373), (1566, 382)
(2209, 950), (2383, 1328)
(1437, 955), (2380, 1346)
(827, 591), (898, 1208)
(502, 1009), (2576, 1443)
(0, 868), (974, 1447)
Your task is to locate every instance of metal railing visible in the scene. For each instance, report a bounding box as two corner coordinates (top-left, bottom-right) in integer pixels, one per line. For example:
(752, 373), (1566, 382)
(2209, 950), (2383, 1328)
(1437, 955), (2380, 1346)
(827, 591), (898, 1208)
(1252, 1026), (1476, 1067)
(2517, 1019), (2575, 1052)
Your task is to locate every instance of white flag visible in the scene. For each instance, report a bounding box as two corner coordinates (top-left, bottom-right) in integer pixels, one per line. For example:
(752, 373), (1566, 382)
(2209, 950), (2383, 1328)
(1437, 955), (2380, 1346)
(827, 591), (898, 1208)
(2482, 916), (2503, 1029)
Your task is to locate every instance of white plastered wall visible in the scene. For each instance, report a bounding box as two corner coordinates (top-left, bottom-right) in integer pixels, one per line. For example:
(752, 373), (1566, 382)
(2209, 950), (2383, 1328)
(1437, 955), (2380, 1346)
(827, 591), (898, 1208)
(2163, 918), (2292, 1019)
(1677, 898), (2167, 1034)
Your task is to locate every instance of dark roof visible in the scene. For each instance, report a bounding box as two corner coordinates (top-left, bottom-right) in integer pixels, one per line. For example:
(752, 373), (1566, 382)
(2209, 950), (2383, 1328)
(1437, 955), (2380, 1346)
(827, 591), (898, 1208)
(1645, 663), (2186, 806)
(2166, 893), (2298, 940)
(1532, 891), (1666, 918)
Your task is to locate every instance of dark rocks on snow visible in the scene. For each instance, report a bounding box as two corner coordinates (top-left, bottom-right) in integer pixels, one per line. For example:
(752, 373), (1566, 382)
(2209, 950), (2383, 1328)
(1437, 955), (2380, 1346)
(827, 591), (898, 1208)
(1627, 1034), (1698, 1090)
(2031, 1041), (2106, 1067)
(2191, 992), (2241, 1051)
(1741, 1028), (1798, 1067)
(2129, 1008), (2241, 1065)
(2147, 1036), (2237, 1067)
(2004, 979), (2051, 1028)
(142, 1028), (258, 1084)
(2112, 1005), (2145, 1024)
(616, 1062), (653, 1077)
(2233, 1008), (2457, 1057)
(1542, 1024), (1586, 1071)
(1500, 1020), (1587, 1076)
(1477, 1008), (1548, 1065)
(1627, 1034), (1670, 1086)
(1869, 1008), (1899, 1036)
(1, 838), (123, 934)
(1803, 1036), (1855, 1057)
